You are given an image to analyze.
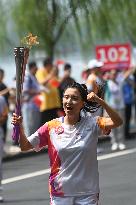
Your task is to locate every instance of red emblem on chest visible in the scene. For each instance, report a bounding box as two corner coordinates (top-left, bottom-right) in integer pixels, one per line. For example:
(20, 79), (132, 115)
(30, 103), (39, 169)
(55, 126), (64, 135)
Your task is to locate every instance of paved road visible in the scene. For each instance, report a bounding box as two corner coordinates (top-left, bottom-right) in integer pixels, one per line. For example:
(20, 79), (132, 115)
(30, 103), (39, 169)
(3, 153), (50, 205)
(2, 140), (136, 205)
(99, 149), (136, 205)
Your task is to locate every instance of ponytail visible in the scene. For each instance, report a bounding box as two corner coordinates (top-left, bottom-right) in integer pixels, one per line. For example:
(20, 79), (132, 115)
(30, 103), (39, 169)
(64, 81), (106, 113)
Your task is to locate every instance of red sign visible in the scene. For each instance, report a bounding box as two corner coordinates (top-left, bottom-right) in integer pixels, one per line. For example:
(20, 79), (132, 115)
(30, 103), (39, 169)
(96, 43), (131, 70)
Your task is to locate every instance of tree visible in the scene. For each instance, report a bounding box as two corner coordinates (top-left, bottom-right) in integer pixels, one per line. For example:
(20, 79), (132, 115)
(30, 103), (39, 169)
(11, 0), (92, 59)
(82, 0), (136, 45)
(1, 0), (136, 58)
(0, 1), (11, 53)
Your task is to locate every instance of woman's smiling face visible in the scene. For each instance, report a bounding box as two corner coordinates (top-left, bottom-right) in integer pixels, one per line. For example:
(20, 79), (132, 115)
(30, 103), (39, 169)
(63, 88), (84, 116)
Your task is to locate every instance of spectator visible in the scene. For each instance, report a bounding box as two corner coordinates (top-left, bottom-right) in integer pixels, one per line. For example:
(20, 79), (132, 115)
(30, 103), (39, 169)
(106, 68), (134, 151)
(85, 59), (106, 153)
(123, 73), (135, 139)
(106, 70), (125, 151)
(0, 96), (8, 202)
(49, 66), (60, 88)
(22, 61), (41, 136)
(0, 69), (10, 143)
(36, 57), (61, 125)
(86, 59), (105, 115)
(58, 63), (75, 115)
(81, 68), (91, 84)
(133, 69), (136, 120)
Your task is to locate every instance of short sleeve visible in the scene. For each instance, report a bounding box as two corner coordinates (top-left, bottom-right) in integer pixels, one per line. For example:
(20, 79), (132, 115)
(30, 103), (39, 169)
(96, 116), (111, 135)
(85, 115), (102, 138)
(27, 123), (49, 151)
(23, 75), (31, 92)
(93, 116), (103, 137)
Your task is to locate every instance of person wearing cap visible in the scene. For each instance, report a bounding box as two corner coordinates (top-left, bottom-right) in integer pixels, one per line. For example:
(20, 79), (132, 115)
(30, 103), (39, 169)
(86, 59), (104, 96)
(85, 59), (106, 153)
(86, 59), (106, 115)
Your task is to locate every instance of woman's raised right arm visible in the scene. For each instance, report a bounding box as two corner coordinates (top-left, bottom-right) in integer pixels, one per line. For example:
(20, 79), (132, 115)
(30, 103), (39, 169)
(12, 113), (33, 151)
(87, 92), (123, 129)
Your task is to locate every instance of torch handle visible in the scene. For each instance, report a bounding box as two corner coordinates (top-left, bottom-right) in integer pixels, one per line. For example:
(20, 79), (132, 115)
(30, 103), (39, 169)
(12, 47), (29, 142)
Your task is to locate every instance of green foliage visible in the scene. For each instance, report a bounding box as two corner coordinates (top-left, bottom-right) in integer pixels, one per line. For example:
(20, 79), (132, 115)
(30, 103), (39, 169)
(86, 0), (136, 45)
(0, 1), (9, 51)
(1, 0), (136, 57)
(11, 0), (95, 58)
(77, 0), (136, 56)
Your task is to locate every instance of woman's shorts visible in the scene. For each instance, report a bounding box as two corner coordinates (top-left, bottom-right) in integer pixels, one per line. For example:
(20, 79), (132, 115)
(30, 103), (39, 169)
(50, 194), (99, 205)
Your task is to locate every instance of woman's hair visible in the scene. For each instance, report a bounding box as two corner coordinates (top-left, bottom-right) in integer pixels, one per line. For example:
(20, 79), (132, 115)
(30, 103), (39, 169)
(64, 82), (105, 113)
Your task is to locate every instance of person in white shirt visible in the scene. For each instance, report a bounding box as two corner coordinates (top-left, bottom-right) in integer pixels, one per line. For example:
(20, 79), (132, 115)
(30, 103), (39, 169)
(106, 68), (135, 151)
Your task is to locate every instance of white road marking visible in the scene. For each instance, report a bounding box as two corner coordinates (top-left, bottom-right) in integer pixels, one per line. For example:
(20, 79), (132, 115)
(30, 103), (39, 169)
(98, 147), (136, 160)
(2, 148), (136, 185)
(2, 169), (50, 184)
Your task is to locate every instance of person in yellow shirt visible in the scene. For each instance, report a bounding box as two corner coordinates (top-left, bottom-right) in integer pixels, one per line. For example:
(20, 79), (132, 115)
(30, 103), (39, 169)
(36, 57), (61, 125)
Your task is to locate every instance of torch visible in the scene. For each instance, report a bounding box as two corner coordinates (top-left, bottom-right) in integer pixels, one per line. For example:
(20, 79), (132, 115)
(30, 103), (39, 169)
(12, 33), (39, 143)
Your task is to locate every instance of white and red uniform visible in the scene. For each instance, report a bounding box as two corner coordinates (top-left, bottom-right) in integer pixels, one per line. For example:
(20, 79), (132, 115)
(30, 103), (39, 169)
(28, 113), (106, 205)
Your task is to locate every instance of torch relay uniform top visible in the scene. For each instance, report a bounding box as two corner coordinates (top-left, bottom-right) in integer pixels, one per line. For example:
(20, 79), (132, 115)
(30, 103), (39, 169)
(28, 113), (106, 197)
